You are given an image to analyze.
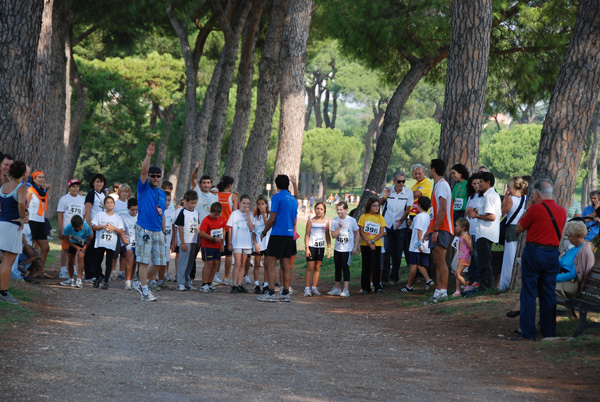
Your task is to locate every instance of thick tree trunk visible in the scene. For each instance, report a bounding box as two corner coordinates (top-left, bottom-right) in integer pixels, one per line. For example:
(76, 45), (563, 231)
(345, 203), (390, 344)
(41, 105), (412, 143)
(511, 0), (600, 291)
(225, 0), (267, 185)
(362, 106), (385, 189)
(205, 1), (253, 181)
(157, 106), (175, 174)
(323, 88), (331, 128)
(272, 0), (314, 183)
(314, 85), (323, 128)
(353, 58), (440, 218)
(304, 84), (316, 131)
(438, 0), (493, 174)
(331, 91), (337, 129)
(237, 0), (289, 202)
(588, 103), (600, 193)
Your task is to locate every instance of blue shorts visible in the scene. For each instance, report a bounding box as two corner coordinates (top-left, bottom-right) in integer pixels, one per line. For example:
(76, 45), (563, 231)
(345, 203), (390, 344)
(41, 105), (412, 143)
(135, 225), (167, 266)
(201, 247), (221, 262)
(408, 251), (430, 267)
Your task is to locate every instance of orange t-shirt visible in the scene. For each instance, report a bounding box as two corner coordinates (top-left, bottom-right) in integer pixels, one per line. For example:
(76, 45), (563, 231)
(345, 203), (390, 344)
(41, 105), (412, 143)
(218, 192), (233, 223)
(428, 179), (454, 235)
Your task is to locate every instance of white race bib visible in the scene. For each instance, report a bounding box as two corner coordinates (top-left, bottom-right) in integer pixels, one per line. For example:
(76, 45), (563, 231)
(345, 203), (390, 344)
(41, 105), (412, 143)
(312, 237), (325, 248)
(69, 204), (83, 216)
(453, 198), (464, 210)
(364, 221), (380, 236)
(451, 236), (459, 250)
(211, 228), (223, 240)
(337, 228), (349, 244)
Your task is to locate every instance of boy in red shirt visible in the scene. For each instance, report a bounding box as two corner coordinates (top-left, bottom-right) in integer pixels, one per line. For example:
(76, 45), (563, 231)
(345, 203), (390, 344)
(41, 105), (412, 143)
(198, 202), (227, 292)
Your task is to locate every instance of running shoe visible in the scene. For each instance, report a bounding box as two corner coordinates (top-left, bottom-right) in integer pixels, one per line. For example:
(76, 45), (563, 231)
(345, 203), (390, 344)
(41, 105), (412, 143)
(102, 281), (109, 289)
(59, 269), (69, 279)
(452, 290), (461, 297)
(237, 285), (249, 293)
(310, 287), (322, 296)
(75, 279), (83, 288)
(230, 286), (238, 294)
(258, 293), (276, 302)
(254, 285), (262, 294)
(142, 290), (157, 302)
(398, 286), (414, 293)
(23, 276), (39, 284)
(164, 274), (172, 282)
(425, 279), (435, 291)
(243, 275), (252, 284)
(327, 287), (342, 296)
(209, 284), (219, 292)
(132, 281), (143, 295)
(279, 293), (291, 302)
(304, 288), (312, 297)
(185, 284), (198, 291)
(262, 286), (271, 294)
(176, 285), (186, 291)
(200, 284), (210, 293)
(117, 272), (126, 280)
(213, 275), (223, 284)
(60, 278), (73, 287)
(376, 288), (384, 294)
(124, 281), (132, 290)
(0, 292), (18, 304)
(340, 289), (350, 297)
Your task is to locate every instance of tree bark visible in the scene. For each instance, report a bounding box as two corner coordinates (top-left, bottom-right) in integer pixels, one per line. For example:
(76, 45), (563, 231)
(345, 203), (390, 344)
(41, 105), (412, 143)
(313, 171), (320, 198)
(272, 0), (314, 184)
(331, 90), (337, 128)
(353, 57), (442, 219)
(438, 0), (493, 175)
(314, 84), (324, 128)
(588, 102), (600, 193)
(157, 106), (175, 174)
(362, 104), (385, 189)
(321, 170), (328, 202)
(511, 0), (600, 291)
(205, 1), (253, 181)
(237, 0), (289, 202)
(225, 0), (267, 185)
(323, 87), (331, 128)
(304, 84), (316, 130)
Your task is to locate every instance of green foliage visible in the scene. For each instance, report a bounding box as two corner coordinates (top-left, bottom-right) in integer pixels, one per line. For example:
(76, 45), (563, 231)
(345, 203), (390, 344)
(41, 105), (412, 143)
(390, 119), (441, 176)
(401, 82), (444, 122)
(480, 124), (542, 180)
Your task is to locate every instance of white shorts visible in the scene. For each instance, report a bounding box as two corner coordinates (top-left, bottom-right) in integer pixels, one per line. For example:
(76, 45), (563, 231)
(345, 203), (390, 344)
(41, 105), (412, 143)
(0, 222), (23, 254)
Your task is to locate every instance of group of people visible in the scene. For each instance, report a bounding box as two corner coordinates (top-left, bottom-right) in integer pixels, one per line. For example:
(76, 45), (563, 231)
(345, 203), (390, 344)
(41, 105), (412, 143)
(1, 148), (597, 340)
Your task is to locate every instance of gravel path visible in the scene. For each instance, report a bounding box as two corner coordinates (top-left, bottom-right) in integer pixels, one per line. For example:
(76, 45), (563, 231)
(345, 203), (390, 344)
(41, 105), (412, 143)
(1, 260), (598, 401)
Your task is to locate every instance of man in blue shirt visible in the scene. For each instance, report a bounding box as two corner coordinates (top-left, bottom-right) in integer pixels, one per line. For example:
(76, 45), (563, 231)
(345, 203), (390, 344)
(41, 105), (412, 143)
(132, 142), (167, 302)
(582, 191), (600, 242)
(260, 175), (297, 302)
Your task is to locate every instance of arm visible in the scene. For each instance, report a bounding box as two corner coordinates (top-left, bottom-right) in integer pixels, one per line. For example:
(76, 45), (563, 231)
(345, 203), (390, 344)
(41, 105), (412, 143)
(352, 229), (360, 255)
(417, 229), (424, 252)
(396, 206), (411, 229)
(304, 219), (312, 257)
(178, 225), (187, 251)
(16, 186), (27, 229)
(261, 212), (277, 238)
(191, 160), (202, 188)
(246, 210), (254, 232)
(231, 193), (239, 212)
(85, 202), (93, 226)
(380, 187), (390, 204)
(465, 235), (473, 253)
(140, 142), (155, 184)
(326, 220), (331, 258)
(501, 194), (513, 217)
(358, 225), (370, 244)
(227, 226), (232, 250)
(57, 212), (65, 239)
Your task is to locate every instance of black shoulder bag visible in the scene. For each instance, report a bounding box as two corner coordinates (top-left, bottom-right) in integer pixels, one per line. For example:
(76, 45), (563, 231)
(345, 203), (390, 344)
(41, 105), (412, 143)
(499, 196), (526, 245)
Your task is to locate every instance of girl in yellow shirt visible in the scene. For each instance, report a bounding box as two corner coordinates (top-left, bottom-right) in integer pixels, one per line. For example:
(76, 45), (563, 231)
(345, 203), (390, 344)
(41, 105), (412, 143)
(358, 197), (387, 294)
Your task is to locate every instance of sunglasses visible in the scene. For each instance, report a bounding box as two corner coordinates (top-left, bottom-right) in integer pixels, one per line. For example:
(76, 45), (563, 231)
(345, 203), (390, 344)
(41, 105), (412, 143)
(396, 180), (406, 184)
(149, 174), (162, 178)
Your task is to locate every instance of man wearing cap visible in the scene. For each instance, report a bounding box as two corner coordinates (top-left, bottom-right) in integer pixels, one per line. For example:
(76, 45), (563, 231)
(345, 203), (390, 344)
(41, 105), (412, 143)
(132, 142), (167, 302)
(57, 179), (86, 280)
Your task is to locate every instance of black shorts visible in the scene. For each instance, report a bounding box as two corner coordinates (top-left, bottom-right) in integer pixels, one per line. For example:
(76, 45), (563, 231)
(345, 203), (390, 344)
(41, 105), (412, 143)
(201, 247), (221, 262)
(67, 246), (79, 255)
(252, 250), (266, 256)
(266, 235), (297, 259)
(306, 247), (325, 262)
(29, 221), (47, 241)
(223, 235), (232, 257)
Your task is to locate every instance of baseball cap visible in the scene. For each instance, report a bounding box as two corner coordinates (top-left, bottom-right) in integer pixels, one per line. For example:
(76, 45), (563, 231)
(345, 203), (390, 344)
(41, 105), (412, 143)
(148, 166), (162, 175)
(68, 179), (81, 187)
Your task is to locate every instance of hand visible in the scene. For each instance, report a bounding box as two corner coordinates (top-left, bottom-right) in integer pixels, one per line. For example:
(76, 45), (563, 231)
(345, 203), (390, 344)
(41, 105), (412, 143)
(220, 245), (225, 252)
(354, 247), (360, 255)
(406, 219), (412, 227)
(181, 243), (187, 252)
(290, 175), (297, 186)
(195, 160), (202, 169)
(431, 231), (439, 244)
(395, 219), (402, 229)
(326, 248), (331, 259)
(227, 244), (232, 251)
(370, 243), (376, 251)
(12, 217), (24, 230)
(260, 233), (265, 241)
(383, 187), (390, 198)
(305, 247), (311, 258)
(147, 142), (156, 156)
(105, 223), (113, 232)
(59, 233), (64, 240)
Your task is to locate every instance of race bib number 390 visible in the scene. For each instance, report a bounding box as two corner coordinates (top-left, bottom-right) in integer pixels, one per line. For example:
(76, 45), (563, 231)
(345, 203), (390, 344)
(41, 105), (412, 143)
(364, 221), (380, 236)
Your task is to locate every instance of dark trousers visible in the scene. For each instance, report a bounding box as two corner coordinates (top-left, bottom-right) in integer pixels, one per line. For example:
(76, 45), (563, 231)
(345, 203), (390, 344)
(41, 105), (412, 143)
(334, 251), (351, 282)
(382, 228), (408, 282)
(476, 237), (493, 290)
(83, 232), (96, 279)
(519, 245), (559, 339)
(95, 246), (114, 283)
(361, 246), (382, 292)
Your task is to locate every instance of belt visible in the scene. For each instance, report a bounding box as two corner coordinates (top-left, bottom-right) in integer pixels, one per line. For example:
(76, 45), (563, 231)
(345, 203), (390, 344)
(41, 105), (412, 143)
(526, 242), (558, 250)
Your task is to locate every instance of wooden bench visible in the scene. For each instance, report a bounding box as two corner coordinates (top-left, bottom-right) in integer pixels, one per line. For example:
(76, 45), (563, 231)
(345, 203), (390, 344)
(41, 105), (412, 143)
(563, 266), (600, 337)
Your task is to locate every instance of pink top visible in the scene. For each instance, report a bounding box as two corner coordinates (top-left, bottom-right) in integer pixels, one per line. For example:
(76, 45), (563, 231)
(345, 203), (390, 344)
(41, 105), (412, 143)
(457, 234), (472, 260)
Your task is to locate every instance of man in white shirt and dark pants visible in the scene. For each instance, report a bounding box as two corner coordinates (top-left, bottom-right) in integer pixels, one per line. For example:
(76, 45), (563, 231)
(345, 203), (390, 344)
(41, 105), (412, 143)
(380, 172), (412, 284)
(467, 171), (501, 291)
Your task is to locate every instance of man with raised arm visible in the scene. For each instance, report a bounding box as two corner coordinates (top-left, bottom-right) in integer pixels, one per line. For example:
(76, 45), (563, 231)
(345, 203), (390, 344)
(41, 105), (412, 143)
(132, 142), (167, 302)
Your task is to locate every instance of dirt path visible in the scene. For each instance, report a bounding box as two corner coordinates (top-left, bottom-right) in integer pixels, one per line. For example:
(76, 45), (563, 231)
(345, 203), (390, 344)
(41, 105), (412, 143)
(1, 259), (599, 401)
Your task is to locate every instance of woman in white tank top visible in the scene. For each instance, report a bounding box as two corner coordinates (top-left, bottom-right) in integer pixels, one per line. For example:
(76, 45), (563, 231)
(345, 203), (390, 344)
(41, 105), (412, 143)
(303, 202), (331, 297)
(499, 177), (528, 290)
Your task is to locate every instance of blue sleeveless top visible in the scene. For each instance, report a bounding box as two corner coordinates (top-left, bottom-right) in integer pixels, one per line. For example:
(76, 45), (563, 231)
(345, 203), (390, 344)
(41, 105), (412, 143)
(0, 183), (23, 226)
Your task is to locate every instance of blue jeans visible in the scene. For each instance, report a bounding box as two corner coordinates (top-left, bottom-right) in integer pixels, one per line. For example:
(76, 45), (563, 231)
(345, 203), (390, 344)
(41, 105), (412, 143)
(519, 245), (559, 339)
(382, 227), (408, 282)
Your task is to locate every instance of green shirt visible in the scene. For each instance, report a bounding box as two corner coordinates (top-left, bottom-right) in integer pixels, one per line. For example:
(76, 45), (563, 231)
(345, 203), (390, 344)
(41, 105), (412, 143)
(451, 180), (468, 211)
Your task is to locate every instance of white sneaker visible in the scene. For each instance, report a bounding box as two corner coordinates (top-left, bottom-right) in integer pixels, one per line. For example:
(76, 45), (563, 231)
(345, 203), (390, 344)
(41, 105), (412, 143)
(142, 290), (157, 302)
(59, 269), (69, 279)
(340, 289), (350, 297)
(200, 284), (210, 293)
(327, 287), (342, 296)
(311, 287), (322, 296)
(60, 278), (73, 287)
(209, 284), (219, 292)
(243, 275), (252, 284)
(213, 276), (223, 284)
(75, 279), (82, 288)
(258, 293), (277, 302)
(124, 281), (132, 290)
(176, 285), (186, 291)
(132, 280), (143, 295)
(304, 288), (312, 297)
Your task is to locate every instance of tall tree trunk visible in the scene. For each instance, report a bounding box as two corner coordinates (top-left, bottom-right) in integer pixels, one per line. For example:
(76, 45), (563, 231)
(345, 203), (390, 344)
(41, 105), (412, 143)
(205, 1), (253, 181)
(157, 106), (175, 174)
(304, 84), (316, 130)
(353, 57), (443, 218)
(438, 0), (493, 175)
(314, 85), (323, 128)
(321, 170), (328, 202)
(511, 0), (600, 291)
(225, 0), (267, 185)
(322, 87), (331, 128)
(272, 0), (314, 183)
(237, 0), (289, 202)
(362, 105), (385, 188)
(588, 102), (600, 193)
(312, 171), (320, 198)
(331, 91), (337, 128)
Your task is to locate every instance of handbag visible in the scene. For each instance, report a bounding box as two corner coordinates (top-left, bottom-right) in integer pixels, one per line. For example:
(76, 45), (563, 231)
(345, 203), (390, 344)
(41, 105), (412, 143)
(499, 195), (526, 245)
(555, 278), (579, 298)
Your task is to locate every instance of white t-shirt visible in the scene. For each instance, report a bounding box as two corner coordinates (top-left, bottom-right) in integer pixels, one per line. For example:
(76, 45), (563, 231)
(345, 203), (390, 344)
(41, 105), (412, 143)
(308, 218), (328, 248)
(252, 213), (271, 252)
(23, 224), (33, 247)
(175, 208), (200, 244)
(92, 211), (125, 250)
(227, 209), (253, 250)
(478, 187), (502, 243)
(121, 213), (138, 247)
(466, 194), (483, 237)
(85, 190), (106, 222)
(164, 207), (175, 247)
(409, 212), (431, 254)
(27, 192), (45, 222)
(194, 186), (218, 222)
(330, 216), (359, 252)
(382, 186), (412, 229)
(506, 195), (527, 225)
(57, 193), (86, 229)
(114, 199), (129, 217)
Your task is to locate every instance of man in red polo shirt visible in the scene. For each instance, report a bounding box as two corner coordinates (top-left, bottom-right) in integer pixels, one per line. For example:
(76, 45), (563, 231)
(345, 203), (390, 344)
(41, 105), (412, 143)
(516, 179), (566, 340)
